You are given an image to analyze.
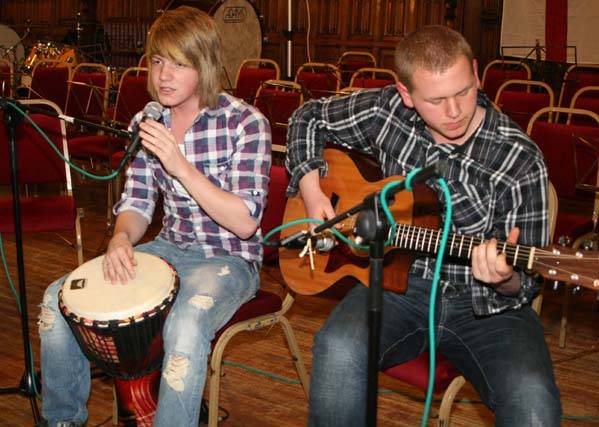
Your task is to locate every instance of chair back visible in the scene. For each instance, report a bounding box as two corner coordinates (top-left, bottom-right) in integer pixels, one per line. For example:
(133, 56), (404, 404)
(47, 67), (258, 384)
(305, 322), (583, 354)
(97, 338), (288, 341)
(481, 59), (531, 102)
(295, 62), (341, 99)
(557, 64), (599, 110)
(254, 79), (303, 149)
(0, 58), (13, 97)
(112, 66), (151, 127)
(495, 79), (555, 130)
(568, 86), (599, 126)
(234, 58), (280, 103)
(30, 59), (73, 111)
(349, 67), (398, 89)
(527, 107), (599, 201)
(65, 63), (110, 125)
(337, 51), (377, 87)
(0, 99), (71, 189)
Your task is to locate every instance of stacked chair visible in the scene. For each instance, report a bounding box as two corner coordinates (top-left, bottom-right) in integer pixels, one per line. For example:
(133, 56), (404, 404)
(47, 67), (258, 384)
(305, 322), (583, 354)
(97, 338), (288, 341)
(295, 62), (341, 100)
(494, 79), (555, 130)
(481, 59), (531, 102)
(348, 67), (399, 89)
(337, 51), (377, 88)
(234, 58), (280, 103)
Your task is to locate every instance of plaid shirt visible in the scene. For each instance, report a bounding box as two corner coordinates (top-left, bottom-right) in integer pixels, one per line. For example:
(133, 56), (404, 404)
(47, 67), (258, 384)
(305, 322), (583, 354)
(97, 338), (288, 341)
(286, 87), (549, 315)
(114, 92), (272, 264)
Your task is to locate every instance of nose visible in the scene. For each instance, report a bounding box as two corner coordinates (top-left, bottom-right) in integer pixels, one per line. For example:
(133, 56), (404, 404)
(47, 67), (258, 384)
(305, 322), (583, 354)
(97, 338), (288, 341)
(159, 63), (173, 81)
(445, 97), (461, 119)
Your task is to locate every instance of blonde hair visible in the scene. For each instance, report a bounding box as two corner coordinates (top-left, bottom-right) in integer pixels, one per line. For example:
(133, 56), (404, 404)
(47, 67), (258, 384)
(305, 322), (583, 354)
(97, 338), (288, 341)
(395, 25), (474, 91)
(145, 6), (222, 108)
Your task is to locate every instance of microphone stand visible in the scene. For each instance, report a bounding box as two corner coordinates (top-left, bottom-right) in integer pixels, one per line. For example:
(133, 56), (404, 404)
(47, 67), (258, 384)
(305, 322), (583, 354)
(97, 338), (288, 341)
(282, 162), (442, 426)
(0, 99), (41, 423)
(0, 98), (133, 423)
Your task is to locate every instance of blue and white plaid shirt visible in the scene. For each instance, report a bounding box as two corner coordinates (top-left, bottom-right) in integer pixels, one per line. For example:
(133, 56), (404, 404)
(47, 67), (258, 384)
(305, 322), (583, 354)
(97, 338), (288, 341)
(114, 92), (272, 264)
(286, 86), (549, 315)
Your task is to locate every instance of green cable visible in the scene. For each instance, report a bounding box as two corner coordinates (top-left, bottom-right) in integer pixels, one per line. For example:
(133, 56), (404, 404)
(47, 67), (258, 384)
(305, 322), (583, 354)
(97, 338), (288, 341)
(7, 101), (121, 181)
(379, 173), (452, 427)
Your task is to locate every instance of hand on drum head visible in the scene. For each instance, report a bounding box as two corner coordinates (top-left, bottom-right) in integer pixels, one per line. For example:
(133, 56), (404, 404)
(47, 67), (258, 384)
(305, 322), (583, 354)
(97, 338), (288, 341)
(104, 232), (138, 284)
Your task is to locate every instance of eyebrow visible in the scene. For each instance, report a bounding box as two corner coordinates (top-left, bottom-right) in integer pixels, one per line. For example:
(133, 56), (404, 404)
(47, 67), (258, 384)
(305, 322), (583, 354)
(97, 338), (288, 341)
(427, 82), (473, 102)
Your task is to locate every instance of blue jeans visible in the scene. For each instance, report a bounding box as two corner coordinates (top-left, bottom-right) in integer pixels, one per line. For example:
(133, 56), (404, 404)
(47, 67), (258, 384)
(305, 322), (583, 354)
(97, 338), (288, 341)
(38, 237), (260, 427)
(308, 277), (561, 426)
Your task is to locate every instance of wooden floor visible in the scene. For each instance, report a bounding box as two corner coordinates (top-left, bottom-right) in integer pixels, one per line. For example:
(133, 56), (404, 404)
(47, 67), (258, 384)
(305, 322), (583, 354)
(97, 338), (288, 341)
(1, 177), (599, 427)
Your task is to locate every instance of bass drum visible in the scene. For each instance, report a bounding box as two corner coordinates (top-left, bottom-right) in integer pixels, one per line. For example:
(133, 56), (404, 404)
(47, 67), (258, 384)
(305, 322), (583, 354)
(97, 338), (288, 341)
(168, 0), (263, 89)
(0, 24), (25, 64)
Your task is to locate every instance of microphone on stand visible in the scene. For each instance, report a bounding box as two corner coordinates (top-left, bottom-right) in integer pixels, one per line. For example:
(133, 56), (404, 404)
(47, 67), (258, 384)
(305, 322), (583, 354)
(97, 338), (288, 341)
(116, 101), (163, 171)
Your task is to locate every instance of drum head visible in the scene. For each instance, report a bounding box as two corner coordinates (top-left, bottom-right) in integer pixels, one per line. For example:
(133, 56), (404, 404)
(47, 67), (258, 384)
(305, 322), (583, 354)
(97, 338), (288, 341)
(211, 0), (263, 87)
(62, 252), (177, 321)
(0, 25), (25, 63)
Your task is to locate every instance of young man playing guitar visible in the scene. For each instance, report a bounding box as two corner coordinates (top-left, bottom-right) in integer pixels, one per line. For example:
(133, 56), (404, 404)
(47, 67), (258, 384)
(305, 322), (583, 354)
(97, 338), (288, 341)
(285, 26), (561, 426)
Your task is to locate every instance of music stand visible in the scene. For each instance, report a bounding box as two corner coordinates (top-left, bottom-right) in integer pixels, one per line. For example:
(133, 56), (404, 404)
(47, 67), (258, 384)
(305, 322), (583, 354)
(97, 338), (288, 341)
(0, 100), (41, 423)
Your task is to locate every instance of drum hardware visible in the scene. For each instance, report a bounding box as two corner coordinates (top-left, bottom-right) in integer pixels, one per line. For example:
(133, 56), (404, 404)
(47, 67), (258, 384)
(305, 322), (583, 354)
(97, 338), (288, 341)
(0, 100), (42, 423)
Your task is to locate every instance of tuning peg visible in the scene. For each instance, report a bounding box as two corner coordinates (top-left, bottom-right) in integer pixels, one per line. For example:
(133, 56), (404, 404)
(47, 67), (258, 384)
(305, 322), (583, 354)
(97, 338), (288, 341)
(557, 235), (571, 246)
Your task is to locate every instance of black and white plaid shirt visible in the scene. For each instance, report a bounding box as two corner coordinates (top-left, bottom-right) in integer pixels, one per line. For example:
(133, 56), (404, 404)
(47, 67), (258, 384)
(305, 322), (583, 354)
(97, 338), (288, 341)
(285, 86), (549, 316)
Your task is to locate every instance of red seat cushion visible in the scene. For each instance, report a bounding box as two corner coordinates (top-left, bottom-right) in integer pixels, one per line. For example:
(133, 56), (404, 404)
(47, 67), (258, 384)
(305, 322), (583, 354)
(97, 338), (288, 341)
(0, 195), (77, 233)
(68, 135), (128, 159)
(383, 352), (461, 394)
(213, 290), (283, 343)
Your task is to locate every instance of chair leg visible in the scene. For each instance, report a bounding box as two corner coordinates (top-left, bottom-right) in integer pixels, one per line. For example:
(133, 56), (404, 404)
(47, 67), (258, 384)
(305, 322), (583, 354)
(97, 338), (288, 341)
(75, 210), (84, 266)
(559, 285), (570, 348)
(437, 375), (466, 427)
(279, 316), (310, 398)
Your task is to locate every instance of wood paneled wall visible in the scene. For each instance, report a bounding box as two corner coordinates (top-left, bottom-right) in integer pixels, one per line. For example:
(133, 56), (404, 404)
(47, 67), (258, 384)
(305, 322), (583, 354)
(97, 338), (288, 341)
(0, 0), (504, 74)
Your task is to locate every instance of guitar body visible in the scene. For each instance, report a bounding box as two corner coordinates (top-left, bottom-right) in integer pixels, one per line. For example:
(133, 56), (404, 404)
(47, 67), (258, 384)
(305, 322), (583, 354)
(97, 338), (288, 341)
(279, 149), (439, 295)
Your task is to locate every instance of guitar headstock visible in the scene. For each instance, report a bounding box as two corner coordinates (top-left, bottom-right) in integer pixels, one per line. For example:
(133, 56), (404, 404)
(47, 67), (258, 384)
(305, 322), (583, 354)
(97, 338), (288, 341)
(532, 245), (599, 290)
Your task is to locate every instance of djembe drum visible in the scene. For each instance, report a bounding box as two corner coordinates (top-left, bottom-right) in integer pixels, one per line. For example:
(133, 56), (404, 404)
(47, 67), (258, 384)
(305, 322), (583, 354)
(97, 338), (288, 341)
(59, 252), (179, 426)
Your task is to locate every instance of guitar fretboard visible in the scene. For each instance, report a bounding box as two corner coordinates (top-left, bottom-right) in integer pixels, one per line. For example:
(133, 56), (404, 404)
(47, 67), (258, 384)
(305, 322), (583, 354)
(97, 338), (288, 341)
(390, 223), (535, 270)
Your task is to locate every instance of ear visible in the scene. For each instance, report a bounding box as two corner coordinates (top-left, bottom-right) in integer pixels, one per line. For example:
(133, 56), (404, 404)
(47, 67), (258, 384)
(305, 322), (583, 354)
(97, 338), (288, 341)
(472, 58), (481, 89)
(396, 81), (414, 108)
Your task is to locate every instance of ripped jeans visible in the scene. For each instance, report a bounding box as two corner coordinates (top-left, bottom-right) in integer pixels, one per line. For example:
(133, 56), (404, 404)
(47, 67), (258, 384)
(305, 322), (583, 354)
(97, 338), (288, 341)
(38, 237), (260, 427)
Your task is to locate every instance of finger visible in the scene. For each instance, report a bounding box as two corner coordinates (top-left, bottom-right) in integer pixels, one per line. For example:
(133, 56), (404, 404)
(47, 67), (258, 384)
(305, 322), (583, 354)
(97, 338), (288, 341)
(506, 227), (520, 244)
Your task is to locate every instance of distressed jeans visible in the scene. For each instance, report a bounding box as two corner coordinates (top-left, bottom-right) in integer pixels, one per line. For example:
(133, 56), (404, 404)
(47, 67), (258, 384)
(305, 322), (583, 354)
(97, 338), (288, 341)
(38, 237), (260, 427)
(308, 277), (562, 427)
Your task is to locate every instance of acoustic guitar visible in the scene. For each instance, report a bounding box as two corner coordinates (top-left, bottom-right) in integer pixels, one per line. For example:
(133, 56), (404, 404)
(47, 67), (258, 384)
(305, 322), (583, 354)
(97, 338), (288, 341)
(278, 148), (599, 295)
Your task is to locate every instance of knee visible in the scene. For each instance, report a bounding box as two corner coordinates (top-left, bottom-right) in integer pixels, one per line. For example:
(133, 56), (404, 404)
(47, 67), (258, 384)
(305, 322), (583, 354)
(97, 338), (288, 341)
(37, 279), (65, 334)
(312, 325), (367, 369)
(495, 371), (561, 424)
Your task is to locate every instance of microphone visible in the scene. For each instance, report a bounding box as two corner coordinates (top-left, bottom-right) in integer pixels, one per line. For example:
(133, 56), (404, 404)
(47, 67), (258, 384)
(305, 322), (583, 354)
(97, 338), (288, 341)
(123, 101), (163, 160)
(279, 230), (336, 252)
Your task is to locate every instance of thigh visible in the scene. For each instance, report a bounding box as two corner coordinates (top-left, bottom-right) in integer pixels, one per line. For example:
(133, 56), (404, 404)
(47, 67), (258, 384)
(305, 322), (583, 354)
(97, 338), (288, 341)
(318, 277), (434, 368)
(440, 296), (557, 410)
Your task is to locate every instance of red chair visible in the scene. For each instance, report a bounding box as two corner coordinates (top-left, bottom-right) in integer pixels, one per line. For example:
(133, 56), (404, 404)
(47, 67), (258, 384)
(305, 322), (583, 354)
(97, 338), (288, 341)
(383, 183), (558, 425)
(349, 67), (399, 89)
(233, 58), (280, 103)
(206, 164), (310, 426)
(253, 79), (304, 152)
(557, 64), (599, 111)
(494, 79), (555, 131)
(481, 59), (531, 103)
(27, 59), (73, 111)
(568, 86), (599, 126)
(0, 99), (83, 265)
(527, 107), (599, 348)
(337, 51), (377, 88)
(68, 66), (151, 225)
(0, 58), (13, 97)
(295, 62), (341, 100)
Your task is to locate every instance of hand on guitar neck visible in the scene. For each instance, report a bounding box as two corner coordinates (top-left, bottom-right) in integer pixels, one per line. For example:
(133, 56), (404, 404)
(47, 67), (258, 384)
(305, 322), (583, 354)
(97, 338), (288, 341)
(279, 149), (599, 296)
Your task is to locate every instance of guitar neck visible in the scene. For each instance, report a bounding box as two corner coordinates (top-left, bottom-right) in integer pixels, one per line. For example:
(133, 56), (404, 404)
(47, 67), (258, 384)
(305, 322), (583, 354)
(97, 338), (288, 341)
(391, 223), (535, 270)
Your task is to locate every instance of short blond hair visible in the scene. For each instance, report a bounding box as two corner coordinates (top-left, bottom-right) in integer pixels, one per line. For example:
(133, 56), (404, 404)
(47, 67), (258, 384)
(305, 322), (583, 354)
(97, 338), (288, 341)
(146, 6), (222, 108)
(395, 25), (474, 91)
